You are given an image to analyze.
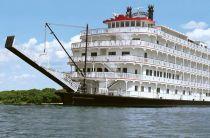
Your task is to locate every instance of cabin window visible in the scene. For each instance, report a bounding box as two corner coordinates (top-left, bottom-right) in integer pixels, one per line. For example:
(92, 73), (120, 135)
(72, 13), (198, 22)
(108, 52), (116, 55)
(125, 21), (130, 27)
(149, 70), (153, 76)
(189, 91), (191, 95)
(175, 89), (178, 94)
(144, 53), (147, 58)
(148, 87), (151, 92)
(91, 52), (97, 56)
(157, 40), (159, 44)
(141, 86), (144, 92)
(142, 22), (145, 27)
(135, 69), (138, 74)
(164, 72), (166, 78)
(122, 51), (130, 56)
(111, 22), (115, 28)
(135, 86), (138, 91)
(154, 71), (156, 76)
(116, 22), (120, 28)
(160, 72), (162, 77)
(157, 88), (160, 93)
(117, 68), (121, 72)
(172, 74), (175, 79)
(157, 71), (160, 77)
(121, 22), (125, 27)
(136, 21), (141, 26)
(97, 68), (103, 72)
(146, 69), (149, 75)
(108, 23), (111, 28)
(183, 90), (185, 95)
(131, 21), (135, 27)
(87, 68), (91, 72)
(81, 53), (85, 56)
(166, 89), (169, 94)
(123, 68), (127, 73)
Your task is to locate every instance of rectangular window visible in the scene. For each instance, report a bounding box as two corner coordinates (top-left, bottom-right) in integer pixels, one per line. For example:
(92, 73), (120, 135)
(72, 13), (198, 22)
(121, 22), (125, 27)
(176, 75), (179, 80)
(123, 68), (127, 73)
(169, 73), (171, 79)
(166, 89), (169, 94)
(146, 69), (149, 75)
(142, 22), (145, 27)
(141, 86), (144, 92)
(183, 90), (185, 95)
(135, 86), (138, 91)
(160, 72), (162, 77)
(149, 70), (153, 76)
(135, 70), (138, 74)
(117, 68), (121, 72)
(157, 88), (160, 93)
(164, 72), (166, 78)
(87, 68), (91, 72)
(91, 52), (97, 56)
(116, 22), (120, 28)
(157, 41), (159, 44)
(144, 53), (147, 58)
(108, 52), (116, 55)
(97, 68), (102, 72)
(136, 21), (141, 26)
(154, 71), (156, 76)
(157, 71), (160, 77)
(112, 22), (115, 28)
(131, 21), (135, 27)
(172, 74), (175, 79)
(175, 89), (178, 94)
(125, 21), (130, 27)
(82, 53), (85, 56)
(122, 51), (130, 56)
(148, 87), (151, 92)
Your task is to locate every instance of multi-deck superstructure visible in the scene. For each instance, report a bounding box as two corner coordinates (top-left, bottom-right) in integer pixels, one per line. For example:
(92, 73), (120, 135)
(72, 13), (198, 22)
(68, 6), (210, 102)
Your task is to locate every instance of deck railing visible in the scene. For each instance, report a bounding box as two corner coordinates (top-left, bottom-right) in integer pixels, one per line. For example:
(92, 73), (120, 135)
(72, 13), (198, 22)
(69, 55), (209, 78)
(80, 27), (209, 54)
(72, 40), (210, 65)
(68, 72), (210, 90)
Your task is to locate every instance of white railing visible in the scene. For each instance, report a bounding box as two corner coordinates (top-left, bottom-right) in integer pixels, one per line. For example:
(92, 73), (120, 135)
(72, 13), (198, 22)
(72, 40), (210, 65)
(70, 55), (209, 78)
(46, 68), (80, 92)
(81, 27), (209, 54)
(68, 72), (210, 90)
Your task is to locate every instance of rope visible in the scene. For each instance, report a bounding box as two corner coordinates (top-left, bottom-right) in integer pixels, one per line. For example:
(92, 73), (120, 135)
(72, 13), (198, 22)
(48, 22), (86, 29)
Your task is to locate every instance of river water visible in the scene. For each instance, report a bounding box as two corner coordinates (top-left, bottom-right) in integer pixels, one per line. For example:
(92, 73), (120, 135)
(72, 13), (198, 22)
(0, 105), (210, 138)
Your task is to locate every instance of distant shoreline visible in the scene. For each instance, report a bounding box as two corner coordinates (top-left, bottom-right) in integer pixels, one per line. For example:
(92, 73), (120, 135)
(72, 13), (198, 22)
(0, 88), (62, 105)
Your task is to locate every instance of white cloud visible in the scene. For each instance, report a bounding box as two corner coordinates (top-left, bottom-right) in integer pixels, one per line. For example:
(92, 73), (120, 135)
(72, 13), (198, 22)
(182, 21), (208, 30)
(55, 50), (66, 59)
(186, 28), (210, 46)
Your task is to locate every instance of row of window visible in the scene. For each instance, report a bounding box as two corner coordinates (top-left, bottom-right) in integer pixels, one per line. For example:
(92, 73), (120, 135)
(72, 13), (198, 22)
(82, 51), (132, 57)
(146, 69), (180, 80)
(107, 21), (154, 28)
(135, 86), (210, 97)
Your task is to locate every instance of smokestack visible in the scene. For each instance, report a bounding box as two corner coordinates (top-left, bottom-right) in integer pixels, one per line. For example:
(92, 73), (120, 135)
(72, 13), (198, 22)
(126, 6), (132, 18)
(148, 5), (154, 20)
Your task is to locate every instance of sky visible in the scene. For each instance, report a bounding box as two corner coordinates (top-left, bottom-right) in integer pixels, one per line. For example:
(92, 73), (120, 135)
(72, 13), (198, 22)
(0, 0), (210, 91)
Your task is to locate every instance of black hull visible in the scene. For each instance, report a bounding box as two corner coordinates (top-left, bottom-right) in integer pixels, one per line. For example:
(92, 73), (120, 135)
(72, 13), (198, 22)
(56, 92), (210, 107)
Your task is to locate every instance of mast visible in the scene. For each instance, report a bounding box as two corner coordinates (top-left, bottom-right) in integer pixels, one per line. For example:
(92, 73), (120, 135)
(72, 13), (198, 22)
(83, 24), (89, 93)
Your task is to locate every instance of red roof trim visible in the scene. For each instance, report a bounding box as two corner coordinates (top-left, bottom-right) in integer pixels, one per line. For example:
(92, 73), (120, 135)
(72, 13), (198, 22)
(103, 15), (155, 24)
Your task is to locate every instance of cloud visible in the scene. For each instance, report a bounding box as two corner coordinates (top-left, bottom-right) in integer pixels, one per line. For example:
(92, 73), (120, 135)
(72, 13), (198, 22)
(186, 28), (210, 46)
(55, 50), (66, 59)
(182, 21), (208, 30)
